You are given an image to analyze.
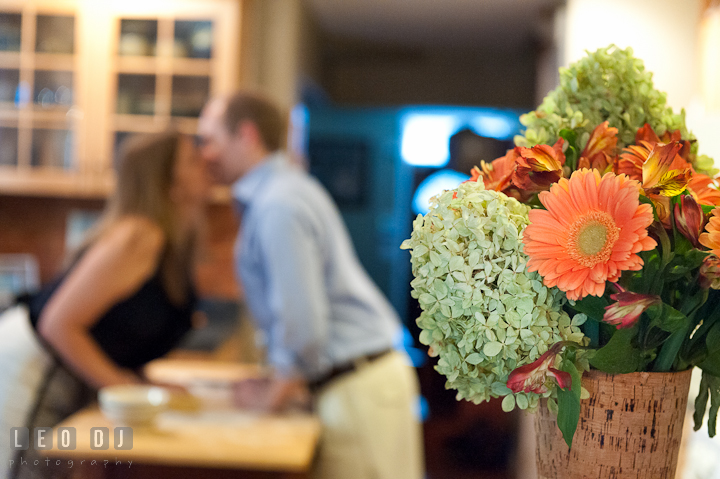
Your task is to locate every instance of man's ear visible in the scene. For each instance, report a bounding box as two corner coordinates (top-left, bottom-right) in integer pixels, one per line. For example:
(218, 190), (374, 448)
(237, 120), (261, 145)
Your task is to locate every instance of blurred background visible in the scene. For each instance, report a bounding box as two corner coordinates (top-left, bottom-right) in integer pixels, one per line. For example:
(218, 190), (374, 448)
(1, 0), (719, 478)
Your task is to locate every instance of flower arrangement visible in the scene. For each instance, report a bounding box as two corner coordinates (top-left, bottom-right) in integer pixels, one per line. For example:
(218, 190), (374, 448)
(402, 44), (720, 447)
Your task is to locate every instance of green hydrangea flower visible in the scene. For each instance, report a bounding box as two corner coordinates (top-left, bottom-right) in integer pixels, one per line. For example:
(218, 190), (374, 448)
(514, 44), (716, 174)
(401, 180), (587, 411)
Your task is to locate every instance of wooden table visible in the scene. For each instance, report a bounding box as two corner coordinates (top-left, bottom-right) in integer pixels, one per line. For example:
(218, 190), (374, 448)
(47, 359), (322, 479)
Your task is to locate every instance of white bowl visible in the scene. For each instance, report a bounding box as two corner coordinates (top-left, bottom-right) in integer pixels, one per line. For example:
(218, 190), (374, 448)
(98, 385), (170, 426)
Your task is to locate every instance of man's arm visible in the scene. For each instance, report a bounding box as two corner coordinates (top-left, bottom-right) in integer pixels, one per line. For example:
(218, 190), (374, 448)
(236, 203), (329, 410)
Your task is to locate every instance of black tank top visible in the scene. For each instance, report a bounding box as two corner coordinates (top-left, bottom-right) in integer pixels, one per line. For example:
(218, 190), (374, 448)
(20, 267), (195, 370)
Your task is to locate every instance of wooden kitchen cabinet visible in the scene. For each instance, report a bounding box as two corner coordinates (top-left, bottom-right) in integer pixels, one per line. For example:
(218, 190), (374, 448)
(0, 0), (239, 198)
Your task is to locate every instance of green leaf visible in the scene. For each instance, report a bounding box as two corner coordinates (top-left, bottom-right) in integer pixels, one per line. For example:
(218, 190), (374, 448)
(699, 352), (720, 377)
(626, 249), (661, 294)
(501, 394), (516, 412)
(556, 360), (582, 448)
(694, 372), (710, 432)
(654, 320), (692, 372)
(558, 128), (579, 147)
(639, 196), (660, 225)
(582, 318), (600, 349)
(694, 371), (720, 437)
(465, 353), (483, 365)
(570, 295), (608, 321)
(702, 204), (717, 216)
(646, 303), (688, 333)
(589, 327), (645, 373)
(567, 296), (604, 352)
(483, 342), (503, 357)
(710, 379), (720, 437)
(672, 233), (694, 256)
(665, 249), (709, 281)
(707, 323), (720, 357)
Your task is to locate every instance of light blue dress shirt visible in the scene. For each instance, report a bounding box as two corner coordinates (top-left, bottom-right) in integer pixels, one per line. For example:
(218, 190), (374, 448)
(232, 152), (400, 381)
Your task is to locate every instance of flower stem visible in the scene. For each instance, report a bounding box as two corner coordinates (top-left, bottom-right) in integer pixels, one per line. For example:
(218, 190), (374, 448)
(652, 223), (673, 267)
(653, 322), (691, 372)
(649, 224), (673, 295)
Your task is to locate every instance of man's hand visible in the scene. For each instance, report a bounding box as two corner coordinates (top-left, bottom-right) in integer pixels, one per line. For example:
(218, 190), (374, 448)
(233, 376), (310, 412)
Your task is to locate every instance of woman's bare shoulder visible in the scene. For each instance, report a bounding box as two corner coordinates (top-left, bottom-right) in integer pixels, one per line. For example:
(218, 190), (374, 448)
(99, 216), (166, 259)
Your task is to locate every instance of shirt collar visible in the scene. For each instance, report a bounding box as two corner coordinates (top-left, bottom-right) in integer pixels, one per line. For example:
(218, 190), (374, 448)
(231, 151), (287, 206)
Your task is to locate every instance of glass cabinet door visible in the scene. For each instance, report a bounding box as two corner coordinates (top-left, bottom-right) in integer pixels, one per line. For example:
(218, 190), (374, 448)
(31, 128), (73, 169)
(0, 69), (19, 105)
(0, 127), (19, 166)
(35, 15), (74, 54)
(33, 70), (73, 109)
(0, 13), (22, 52)
(173, 20), (212, 59)
(0, 9), (77, 172)
(111, 15), (216, 166)
(171, 75), (209, 117)
(119, 19), (157, 57)
(116, 74), (156, 115)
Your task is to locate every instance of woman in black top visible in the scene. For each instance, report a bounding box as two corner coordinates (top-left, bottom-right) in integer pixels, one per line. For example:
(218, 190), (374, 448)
(0, 131), (209, 478)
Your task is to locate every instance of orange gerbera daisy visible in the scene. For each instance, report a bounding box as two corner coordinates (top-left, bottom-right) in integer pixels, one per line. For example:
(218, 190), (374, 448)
(523, 169), (657, 300)
(700, 208), (720, 256)
(688, 173), (720, 207)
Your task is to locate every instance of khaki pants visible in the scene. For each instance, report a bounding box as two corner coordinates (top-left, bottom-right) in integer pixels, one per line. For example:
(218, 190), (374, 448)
(313, 351), (425, 479)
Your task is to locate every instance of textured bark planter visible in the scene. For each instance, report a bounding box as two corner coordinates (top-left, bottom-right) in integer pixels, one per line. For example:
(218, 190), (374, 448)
(535, 368), (693, 479)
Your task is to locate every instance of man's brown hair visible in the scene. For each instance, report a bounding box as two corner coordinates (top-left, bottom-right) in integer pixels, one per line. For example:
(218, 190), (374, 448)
(223, 91), (286, 151)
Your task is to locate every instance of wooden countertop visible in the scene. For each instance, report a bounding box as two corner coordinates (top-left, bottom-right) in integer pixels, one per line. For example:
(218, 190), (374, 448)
(49, 359), (321, 473)
(50, 407), (320, 472)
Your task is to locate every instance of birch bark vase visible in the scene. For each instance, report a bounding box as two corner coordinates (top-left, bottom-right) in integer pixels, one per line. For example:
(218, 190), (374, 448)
(534, 368), (693, 479)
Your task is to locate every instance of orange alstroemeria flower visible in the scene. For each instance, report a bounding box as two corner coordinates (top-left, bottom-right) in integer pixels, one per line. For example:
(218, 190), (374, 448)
(618, 141), (690, 187)
(640, 142), (691, 196)
(620, 141), (691, 196)
(479, 149), (517, 192)
(618, 141), (691, 225)
(512, 139), (566, 192)
(635, 123), (692, 160)
(577, 121), (618, 173)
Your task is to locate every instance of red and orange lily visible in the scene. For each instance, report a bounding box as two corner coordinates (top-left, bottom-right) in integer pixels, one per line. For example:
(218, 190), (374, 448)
(618, 141), (690, 187)
(635, 123), (693, 161)
(618, 140), (691, 223)
(478, 149), (517, 192)
(506, 343), (571, 394)
(577, 121), (618, 173)
(603, 283), (661, 329)
(700, 255), (720, 290)
(674, 194), (705, 248)
(512, 139), (566, 192)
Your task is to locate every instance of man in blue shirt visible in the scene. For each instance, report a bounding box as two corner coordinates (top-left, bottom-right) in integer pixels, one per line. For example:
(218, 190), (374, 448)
(197, 91), (424, 479)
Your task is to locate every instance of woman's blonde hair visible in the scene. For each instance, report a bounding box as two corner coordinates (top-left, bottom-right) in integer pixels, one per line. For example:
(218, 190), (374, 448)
(74, 131), (196, 304)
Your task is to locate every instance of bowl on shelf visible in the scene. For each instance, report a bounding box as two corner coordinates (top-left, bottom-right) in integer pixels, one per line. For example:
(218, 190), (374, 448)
(98, 384), (170, 427)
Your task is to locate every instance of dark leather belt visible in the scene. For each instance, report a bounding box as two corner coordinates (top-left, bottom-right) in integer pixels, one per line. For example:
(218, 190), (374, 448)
(309, 348), (393, 392)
